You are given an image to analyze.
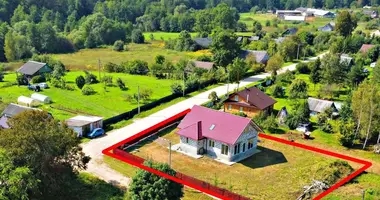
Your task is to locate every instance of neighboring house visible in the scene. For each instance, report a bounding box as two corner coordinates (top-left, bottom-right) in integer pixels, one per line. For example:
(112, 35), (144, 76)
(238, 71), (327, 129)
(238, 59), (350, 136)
(65, 115), (103, 137)
(174, 105), (262, 165)
(224, 86), (277, 117)
(340, 54), (354, 66)
(276, 10), (303, 18)
(237, 36), (259, 42)
(308, 97), (338, 115)
(241, 50), (270, 65)
(284, 15), (306, 21)
(318, 22), (334, 32)
(194, 37), (212, 49)
(282, 28), (298, 37)
(0, 103), (41, 129)
(363, 10), (379, 18)
(274, 37), (286, 44)
(16, 61), (52, 80)
(306, 8), (335, 18)
(371, 30), (380, 37)
(192, 61), (214, 71)
(359, 44), (375, 54)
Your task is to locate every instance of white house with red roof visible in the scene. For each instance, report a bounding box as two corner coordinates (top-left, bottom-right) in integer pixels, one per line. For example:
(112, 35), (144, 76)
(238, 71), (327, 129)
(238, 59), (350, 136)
(174, 105), (262, 165)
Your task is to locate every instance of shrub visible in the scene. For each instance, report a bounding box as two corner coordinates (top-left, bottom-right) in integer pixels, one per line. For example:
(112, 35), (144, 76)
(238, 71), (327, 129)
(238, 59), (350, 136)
(315, 160), (353, 186)
(75, 75), (85, 89)
(171, 83), (183, 95)
(131, 29), (144, 44)
(233, 112), (247, 117)
(197, 55), (212, 62)
(116, 78), (126, 90)
(288, 79), (308, 99)
(155, 55), (166, 65)
(276, 70), (295, 84)
(17, 76), (28, 85)
(101, 76), (113, 86)
(84, 71), (98, 84)
(271, 84), (285, 98)
(261, 115), (279, 133)
(51, 78), (62, 88)
(140, 88), (153, 101)
(82, 85), (96, 95)
(113, 40), (124, 51)
(123, 60), (149, 75)
(104, 62), (118, 73)
(0, 73), (3, 82)
(296, 63), (310, 74)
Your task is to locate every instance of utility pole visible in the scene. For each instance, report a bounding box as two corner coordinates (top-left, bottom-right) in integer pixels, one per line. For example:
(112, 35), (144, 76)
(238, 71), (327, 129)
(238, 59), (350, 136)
(137, 85), (140, 114)
(297, 44), (301, 60)
(362, 189), (365, 200)
(98, 58), (101, 80)
(182, 71), (185, 97)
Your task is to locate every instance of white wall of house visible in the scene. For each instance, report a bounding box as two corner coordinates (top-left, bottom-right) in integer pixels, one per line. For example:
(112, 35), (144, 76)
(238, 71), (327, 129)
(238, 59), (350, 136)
(205, 139), (231, 161)
(69, 126), (83, 137)
(230, 124), (259, 162)
(180, 136), (199, 155)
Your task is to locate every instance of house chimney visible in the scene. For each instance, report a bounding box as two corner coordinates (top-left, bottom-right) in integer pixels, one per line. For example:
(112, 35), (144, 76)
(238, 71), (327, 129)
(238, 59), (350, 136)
(197, 121), (202, 139)
(246, 94), (249, 102)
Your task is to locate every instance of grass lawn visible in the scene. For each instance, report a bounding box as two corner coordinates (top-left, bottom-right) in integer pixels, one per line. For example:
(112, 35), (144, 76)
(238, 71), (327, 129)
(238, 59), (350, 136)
(143, 32), (198, 41)
(239, 13), (332, 33)
(0, 71), (176, 120)
(103, 156), (214, 200)
(128, 127), (355, 199)
(50, 41), (209, 71)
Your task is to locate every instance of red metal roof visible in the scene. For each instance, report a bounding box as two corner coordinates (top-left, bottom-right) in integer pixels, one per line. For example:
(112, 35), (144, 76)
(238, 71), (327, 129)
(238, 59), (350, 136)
(232, 87), (277, 110)
(177, 105), (252, 145)
(359, 44), (375, 53)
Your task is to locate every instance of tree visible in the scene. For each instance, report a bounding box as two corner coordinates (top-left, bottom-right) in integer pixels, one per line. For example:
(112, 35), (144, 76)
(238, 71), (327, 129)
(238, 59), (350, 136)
(171, 82), (183, 95)
(227, 58), (249, 88)
(0, 149), (38, 200)
(373, 61), (380, 84)
(266, 54), (284, 77)
(335, 11), (357, 37)
(0, 110), (90, 199)
(338, 120), (355, 147)
(116, 78), (126, 90)
(347, 64), (366, 87)
(155, 55), (165, 65)
(113, 40), (124, 51)
(208, 91), (218, 105)
(279, 36), (299, 61)
(131, 29), (144, 44)
(76, 75), (85, 89)
(289, 79), (308, 99)
(129, 160), (183, 200)
(210, 30), (240, 67)
(175, 30), (195, 51)
(321, 53), (349, 85)
(309, 58), (322, 89)
(272, 84), (285, 98)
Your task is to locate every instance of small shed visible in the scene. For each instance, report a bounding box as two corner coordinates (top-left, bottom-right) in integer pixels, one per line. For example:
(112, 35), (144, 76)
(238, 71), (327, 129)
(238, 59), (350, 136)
(31, 93), (52, 104)
(308, 97), (337, 115)
(65, 116), (103, 137)
(17, 96), (39, 107)
(277, 106), (288, 124)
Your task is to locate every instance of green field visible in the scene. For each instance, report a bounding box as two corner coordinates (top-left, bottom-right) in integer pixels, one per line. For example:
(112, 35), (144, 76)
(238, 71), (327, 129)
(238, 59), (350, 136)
(0, 71), (176, 120)
(143, 32), (198, 41)
(49, 41), (209, 71)
(239, 12), (332, 33)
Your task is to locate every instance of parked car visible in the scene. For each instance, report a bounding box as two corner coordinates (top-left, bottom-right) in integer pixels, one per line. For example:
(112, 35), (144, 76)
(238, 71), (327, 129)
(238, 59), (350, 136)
(88, 128), (105, 138)
(296, 123), (311, 133)
(27, 84), (41, 92)
(370, 62), (376, 68)
(38, 83), (49, 89)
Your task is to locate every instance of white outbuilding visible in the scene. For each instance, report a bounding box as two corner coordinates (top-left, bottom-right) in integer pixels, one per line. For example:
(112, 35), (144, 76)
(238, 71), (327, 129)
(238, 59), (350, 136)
(31, 93), (51, 104)
(17, 96), (39, 107)
(65, 115), (103, 137)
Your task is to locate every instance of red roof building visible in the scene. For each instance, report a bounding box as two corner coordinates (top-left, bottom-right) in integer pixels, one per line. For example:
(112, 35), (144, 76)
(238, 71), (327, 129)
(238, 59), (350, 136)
(224, 86), (277, 117)
(175, 105), (262, 164)
(359, 44), (375, 53)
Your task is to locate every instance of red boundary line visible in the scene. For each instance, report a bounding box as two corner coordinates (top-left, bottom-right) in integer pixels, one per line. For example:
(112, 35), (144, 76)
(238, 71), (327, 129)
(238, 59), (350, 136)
(102, 109), (372, 200)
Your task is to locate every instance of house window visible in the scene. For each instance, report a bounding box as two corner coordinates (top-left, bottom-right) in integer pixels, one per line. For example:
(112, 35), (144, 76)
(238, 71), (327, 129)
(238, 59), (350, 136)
(234, 95), (239, 101)
(248, 138), (254, 149)
(221, 144), (229, 155)
(210, 124), (215, 130)
(240, 107), (243, 112)
(186, 137), (189, 144)
(228, 105), (232, 110)
(242, 143), (246, 152)
(209, 140), (215, 147)
(234, 143), (241, 155)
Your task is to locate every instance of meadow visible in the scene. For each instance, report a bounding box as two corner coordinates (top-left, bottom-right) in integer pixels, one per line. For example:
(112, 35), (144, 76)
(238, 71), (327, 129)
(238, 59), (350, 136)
(49, 41), (211, 71)
(0, 71), (177, 120)
(239, 12), (332, 33)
